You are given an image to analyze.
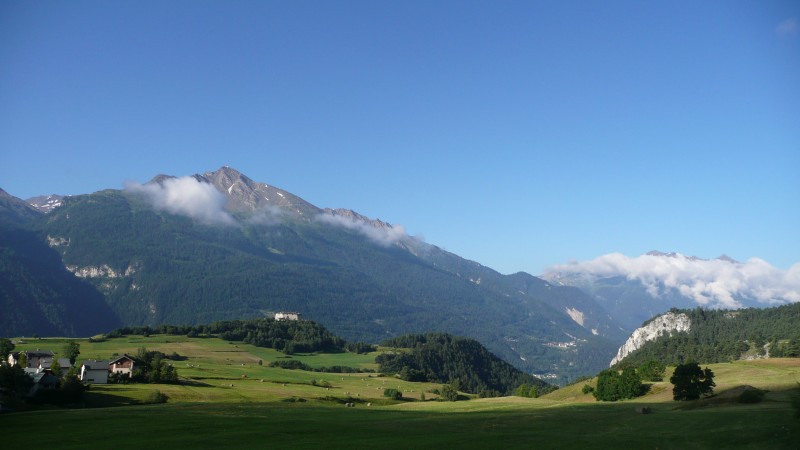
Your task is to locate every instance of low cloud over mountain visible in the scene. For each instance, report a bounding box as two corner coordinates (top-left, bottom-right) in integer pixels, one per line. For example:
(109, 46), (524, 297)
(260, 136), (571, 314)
(315, 209), (421, 248)
(547, 252), (800, 309)
(125, 176), (236, 226)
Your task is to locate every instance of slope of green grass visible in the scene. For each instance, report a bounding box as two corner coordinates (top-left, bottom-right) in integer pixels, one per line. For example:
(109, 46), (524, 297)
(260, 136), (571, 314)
(4, 336), (799, 449)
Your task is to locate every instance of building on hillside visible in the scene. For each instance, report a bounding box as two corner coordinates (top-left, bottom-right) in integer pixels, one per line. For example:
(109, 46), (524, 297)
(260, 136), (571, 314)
(275, 312), (301, 321)
(109, 354), (137, 375)
(7, 350), (55, 368)
(79, 360), (109, 384)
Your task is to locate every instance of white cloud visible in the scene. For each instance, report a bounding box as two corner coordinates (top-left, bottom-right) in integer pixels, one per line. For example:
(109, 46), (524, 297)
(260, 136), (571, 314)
(776, 18), (798, 36)
(315, 212), (420, 247)
(548, 253), (800, 308)
(246, 205), (285, 226)
(125, 176), (236, 226)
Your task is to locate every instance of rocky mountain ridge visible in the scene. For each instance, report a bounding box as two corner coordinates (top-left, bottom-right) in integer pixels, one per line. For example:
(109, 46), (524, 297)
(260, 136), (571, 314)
(609, 311), (691, 366)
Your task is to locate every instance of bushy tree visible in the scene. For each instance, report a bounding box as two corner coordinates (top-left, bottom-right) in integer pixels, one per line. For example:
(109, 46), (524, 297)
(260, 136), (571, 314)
(638, 360), (666, 382)
(515, 383), (538, 398)
(49, 359), (62, 378)
(0, 364), (34, 399)
(0, 338), (14, 360)
(440, 383), (459, 402)
(593, 368), (642, 401)
(383, 388), (402, 400)
(670, 362), (715, 400)
(63, 341), (80, 366)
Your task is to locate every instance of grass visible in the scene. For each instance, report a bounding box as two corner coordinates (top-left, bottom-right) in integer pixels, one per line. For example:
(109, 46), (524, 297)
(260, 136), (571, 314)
(5, 336), (800, 449)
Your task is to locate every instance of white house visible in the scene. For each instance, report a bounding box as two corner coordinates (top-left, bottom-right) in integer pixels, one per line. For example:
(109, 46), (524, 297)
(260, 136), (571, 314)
(109, 354), (137, 375)
(275, 312), (301, 321)
(79, 360), (109, 384)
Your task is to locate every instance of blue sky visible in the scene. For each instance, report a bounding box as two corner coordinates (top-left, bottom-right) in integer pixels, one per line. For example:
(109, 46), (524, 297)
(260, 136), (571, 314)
(1, 1), (798, 275)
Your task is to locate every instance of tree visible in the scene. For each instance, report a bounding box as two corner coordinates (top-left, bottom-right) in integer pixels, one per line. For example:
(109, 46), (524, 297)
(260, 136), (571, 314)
(50, 359), (62, 379)
(0, 364), (34, 399)
(63, 341), (80, 366)
(638, 360), (666, 382)
(594, 369), (622, 401)
(0, 338), (14, 360)
(594, 368), (642, 402)
(17, 352), (27, 368)
(440, 383), (459, 402)
(383, 388), (402, 400)
(670, 362), (715, 401)
(620, 367), (643, 398)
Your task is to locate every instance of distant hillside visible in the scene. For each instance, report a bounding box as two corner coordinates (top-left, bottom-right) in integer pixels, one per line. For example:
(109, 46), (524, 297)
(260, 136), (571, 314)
(377, 333), (552, 395)
(1, 167), (628, 381)
(0, 225), (121, 337)
(613, 303), (800, 368)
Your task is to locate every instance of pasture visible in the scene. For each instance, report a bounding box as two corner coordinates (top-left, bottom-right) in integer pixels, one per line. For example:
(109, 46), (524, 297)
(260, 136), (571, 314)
(3, 335), (799, 449)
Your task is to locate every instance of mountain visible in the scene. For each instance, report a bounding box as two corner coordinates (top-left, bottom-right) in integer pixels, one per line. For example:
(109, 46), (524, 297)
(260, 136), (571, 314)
(26, 194), (65, 214)
(541, 251), (798, 332)
(0, 222), (122, 337)
(3, 167), (625, 381)
(610, 303), (800, 368)
(0, 188), (42, 226)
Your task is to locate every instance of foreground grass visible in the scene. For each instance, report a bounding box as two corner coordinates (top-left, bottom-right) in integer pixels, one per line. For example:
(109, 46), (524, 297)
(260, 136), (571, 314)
(3, 396), (798, 450)
(6, 337), (800, 449)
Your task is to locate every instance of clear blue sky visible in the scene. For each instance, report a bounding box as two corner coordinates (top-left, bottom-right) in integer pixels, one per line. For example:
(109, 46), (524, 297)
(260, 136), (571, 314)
(1, 1), (798, 275)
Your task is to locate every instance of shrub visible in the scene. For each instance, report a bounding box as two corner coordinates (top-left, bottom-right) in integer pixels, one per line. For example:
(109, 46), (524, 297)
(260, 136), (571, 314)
(581, 384), (594, 395)
(383, 388), (402, 400)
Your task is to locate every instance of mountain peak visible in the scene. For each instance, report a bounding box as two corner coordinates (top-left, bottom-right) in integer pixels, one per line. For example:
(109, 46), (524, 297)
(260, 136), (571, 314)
(198, 167), (320, 217)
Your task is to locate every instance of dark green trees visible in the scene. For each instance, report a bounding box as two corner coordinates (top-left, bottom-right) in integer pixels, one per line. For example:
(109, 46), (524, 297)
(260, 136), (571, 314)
(0, 338), (14, 360)
(670, 362), (715, 400)
(63, 341), (80, 366)
(593, 367), (643, 401)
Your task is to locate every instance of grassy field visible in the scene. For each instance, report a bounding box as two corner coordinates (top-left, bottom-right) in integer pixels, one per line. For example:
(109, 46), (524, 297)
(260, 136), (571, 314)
(3, 336), (799, 449)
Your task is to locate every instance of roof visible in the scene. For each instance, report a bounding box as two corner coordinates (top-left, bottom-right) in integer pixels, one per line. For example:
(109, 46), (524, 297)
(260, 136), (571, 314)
(81, 360), (109, 370)
(109, 354), (137, 364)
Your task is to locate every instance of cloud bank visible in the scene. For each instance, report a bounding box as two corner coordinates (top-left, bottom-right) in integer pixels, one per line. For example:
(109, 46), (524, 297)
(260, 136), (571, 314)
(315, 212), (421, 247)
(548, 253), (800, 309)
(125, 176), (236, 226)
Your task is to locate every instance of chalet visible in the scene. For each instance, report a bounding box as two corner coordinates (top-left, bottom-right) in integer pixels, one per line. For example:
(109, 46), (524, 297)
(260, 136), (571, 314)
(275, 312), (301, 321)
(109, 354), (137, 375)
(7, 350), (55, 369)
(80, 360), (109, 384)
(37, 358), (72, 377)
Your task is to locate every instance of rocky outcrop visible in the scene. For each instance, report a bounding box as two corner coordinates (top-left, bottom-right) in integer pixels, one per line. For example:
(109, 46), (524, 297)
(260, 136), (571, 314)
(610, 311), (691, 366)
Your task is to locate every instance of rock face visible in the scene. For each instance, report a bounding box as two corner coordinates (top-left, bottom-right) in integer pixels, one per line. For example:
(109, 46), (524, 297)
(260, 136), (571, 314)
(610, 311), (691, 366)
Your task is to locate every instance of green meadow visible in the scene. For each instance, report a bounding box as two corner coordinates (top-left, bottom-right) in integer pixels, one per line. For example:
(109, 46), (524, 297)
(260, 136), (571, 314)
(4, 336), (799, 449)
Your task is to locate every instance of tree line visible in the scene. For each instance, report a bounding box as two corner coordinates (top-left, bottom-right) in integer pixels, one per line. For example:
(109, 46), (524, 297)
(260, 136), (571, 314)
(376, 333), (553, 396)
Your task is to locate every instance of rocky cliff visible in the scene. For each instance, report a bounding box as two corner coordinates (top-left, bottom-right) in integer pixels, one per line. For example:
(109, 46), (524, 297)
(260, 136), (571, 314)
(610, 311), (691, 366)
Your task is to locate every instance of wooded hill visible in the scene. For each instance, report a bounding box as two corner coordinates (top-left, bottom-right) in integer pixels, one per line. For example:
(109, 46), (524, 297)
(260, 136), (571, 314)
(376, 333), (551, 396)
(615, 303), (800, 368)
